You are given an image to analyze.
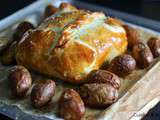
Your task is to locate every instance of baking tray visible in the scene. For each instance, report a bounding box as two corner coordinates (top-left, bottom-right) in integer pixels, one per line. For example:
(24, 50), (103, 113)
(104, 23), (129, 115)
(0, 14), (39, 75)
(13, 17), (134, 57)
(0, 0), (160, 120)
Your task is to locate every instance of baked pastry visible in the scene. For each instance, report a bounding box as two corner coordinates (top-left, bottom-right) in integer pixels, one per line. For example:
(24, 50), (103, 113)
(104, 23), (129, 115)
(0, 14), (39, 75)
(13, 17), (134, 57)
(16, 3), (127, 83)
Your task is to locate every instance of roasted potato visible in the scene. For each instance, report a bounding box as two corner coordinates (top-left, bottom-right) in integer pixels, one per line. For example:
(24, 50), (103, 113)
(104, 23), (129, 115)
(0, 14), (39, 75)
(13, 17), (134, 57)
(88, 70), (120, 89)
(31, 80), (56, 108)
(9, 65), (32, 97)
(0, 41), (17, 65)
(0, 37), (12, 52)
(108, 54), (136, 77)
(1, 21), (34, 65)
(59, 89), (85, 120)
(147, 37), (160, 58)
(13, 21), (34, 42)
(132, 43), (154, 68)
(44, 4), (58, 18)
(123, 25), (140, 49)
(79, 83), (118, 108)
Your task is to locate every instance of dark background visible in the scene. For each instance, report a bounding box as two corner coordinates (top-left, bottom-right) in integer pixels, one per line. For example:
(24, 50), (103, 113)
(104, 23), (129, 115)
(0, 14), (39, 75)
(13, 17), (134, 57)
(0, 0), (160, 120)
(1, 0), (160, 21)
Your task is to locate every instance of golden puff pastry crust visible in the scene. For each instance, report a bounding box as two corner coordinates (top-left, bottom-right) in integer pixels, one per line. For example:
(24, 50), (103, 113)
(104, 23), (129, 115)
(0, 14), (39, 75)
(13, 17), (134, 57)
(16, 4), (127, 83)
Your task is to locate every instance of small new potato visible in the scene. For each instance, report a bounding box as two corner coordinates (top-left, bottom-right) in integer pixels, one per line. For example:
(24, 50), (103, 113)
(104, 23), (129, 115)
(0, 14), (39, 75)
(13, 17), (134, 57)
(44, 4), (58, 18)
(1, 21), (34, 65)
(147, 37), (160, 58)
(59, 89), (85, 120)
(79, 83), (118, 108)
(0, 41), (17, 65)
(132, 43), (154, 68)
(108, 54), (136, 77)
(123, 25), (140, 49)
(0, 37), (11, 52)
(13, 21), (34, 42)
(31, 80), (56, 108)
(9, 65), (32, 97)
(88, 70), (120, 89)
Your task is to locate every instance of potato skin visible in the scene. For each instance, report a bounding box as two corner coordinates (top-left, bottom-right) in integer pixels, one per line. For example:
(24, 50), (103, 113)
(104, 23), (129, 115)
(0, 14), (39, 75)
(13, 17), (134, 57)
(13, 21), (34, 42)
(1, 21), (34, 65)
(59, 89), (85, 120)
(0, 41), (17, 65)
(9, 65), (32, 97)
(108, 54), (136, 77)
(79, 83), (118, 108)
(147, 37), (160, 58)
(88, 70), (120, 89)
(132, 43), (153, 68)
(44, 4), (58, 18)
(31, 80), (56, 108)
(123, 25), (140, 49)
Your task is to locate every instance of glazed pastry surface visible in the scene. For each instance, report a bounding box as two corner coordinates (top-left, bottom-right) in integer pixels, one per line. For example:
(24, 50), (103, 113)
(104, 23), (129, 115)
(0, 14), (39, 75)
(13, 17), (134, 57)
(16, 4), (127, 83)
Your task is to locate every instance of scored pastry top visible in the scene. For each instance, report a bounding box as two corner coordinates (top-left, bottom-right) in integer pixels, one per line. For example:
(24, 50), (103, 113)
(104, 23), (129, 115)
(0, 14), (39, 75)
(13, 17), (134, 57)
(16, 3), (127, 83)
